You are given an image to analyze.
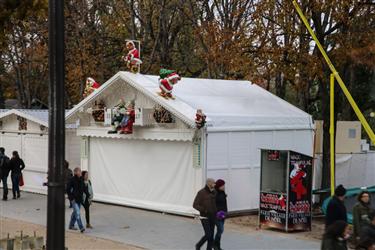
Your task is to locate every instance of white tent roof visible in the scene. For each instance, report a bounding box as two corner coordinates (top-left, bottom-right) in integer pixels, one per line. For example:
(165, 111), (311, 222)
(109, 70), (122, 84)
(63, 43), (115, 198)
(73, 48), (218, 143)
(66, 72), (313, 131)
(0, 109), (49, 127)
(0, 109), (74, 128)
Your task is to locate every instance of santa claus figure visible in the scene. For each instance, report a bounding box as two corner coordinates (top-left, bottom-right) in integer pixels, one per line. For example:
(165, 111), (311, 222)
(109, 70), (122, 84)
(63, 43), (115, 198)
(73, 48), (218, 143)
(119, 101), (136, 134)
(123, 41), (142, 73)
(290, 163), (307, 200)
(195, 109), (206, 129)
(83, 77), (100, 98)
(158, 69), (181, 99)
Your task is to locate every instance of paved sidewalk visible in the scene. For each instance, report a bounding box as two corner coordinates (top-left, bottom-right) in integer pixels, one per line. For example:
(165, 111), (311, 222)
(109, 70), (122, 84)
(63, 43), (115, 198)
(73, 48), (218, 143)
(0, 192), (320, 249)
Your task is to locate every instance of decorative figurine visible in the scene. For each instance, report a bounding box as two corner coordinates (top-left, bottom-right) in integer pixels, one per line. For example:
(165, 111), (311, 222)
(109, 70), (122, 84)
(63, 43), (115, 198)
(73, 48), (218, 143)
(119, 101), (136, 134)
(123, 41), (142, 73)
(83, 77), (100, 98)
(108, 99), (127, 134)
(158, 69), (181, 99)
(195, 109), (206, 129)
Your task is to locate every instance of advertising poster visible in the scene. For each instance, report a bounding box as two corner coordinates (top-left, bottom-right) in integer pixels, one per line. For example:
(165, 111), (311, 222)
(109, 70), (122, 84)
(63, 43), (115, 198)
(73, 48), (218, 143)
(259, 191), (287, 230)
(288, 151), (313, 231)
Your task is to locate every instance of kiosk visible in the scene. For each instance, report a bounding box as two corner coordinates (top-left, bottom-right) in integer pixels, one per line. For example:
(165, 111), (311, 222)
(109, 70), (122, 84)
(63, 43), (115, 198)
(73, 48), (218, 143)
(259, 149), (313, 232)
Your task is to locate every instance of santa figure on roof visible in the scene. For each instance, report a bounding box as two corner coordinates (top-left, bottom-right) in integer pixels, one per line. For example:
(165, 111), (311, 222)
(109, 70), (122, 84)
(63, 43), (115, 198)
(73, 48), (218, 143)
(83, 77), (100, 98)
(158, 69), (181, 99)
(123, 41), (142, 73)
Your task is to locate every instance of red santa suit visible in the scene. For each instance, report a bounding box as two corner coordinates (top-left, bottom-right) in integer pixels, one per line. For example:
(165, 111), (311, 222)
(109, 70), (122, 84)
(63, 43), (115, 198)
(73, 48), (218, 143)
(83, 78), (100, 97)
(290, 165), (307, 200)
(120, 109), (135, 134)
(125, 48), (142, 66)
(159, 73), (181, 95)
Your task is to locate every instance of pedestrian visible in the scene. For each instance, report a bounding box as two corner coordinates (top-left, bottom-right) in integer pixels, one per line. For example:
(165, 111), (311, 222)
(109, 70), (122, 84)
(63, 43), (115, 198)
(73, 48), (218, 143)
(214, 179), (227, 250)
(353, 191), (372, 242)
(82, 170), (94, 229)
(326, 185), (347, 227)
(357, 237), (375, 250)
(64, 160), (73, 208)
(193, 178), (217, 250)
(358, 211), (375, 249)
(67, 167), (85, 233)
(9, 151), (25, 199)
(0, 147), (10, 201)
(321, 220), (350, 250)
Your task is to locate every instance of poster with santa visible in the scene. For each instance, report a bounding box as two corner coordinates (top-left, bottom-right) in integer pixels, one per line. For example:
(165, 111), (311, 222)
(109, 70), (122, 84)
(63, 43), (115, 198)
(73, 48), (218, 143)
(259, 191), (287, 230)
(288, 151), (313, 231)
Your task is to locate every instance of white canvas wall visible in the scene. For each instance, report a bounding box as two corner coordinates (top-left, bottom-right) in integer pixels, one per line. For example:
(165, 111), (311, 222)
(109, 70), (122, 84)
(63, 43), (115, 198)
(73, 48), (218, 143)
(89, 137), (202, 215)
(206, 129), (314, 211)
(314, 152), (375, 190)
(0, 129), (81, 195)
(0, 133), (48, 194)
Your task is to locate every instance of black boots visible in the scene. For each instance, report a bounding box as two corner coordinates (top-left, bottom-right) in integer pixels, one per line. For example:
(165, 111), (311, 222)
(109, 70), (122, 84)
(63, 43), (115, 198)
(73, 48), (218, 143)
(213, 241), (223, 250)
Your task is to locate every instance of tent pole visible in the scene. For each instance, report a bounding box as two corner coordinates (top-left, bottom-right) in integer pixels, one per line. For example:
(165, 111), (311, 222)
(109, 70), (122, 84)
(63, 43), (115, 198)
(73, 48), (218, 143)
(329, 74), (335, 196)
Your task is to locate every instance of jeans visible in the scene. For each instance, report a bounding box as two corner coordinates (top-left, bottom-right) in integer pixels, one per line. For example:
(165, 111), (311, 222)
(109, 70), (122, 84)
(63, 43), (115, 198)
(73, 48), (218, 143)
(11, 174), (20, 197)
(1, 175), (8, 199)
(214, 219), (225, 245)
(69, 201), (84, 230)
(196, 217), (216, 250)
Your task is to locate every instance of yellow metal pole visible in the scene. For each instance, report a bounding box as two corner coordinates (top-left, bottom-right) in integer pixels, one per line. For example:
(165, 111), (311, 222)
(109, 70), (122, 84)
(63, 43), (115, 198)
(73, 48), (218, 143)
(292, 0), (375, 145)
(330, 74), (335, 196)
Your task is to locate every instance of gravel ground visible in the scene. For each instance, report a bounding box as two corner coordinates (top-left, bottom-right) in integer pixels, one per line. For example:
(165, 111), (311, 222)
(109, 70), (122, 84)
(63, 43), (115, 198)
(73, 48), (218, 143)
(0, 217), (143, 250)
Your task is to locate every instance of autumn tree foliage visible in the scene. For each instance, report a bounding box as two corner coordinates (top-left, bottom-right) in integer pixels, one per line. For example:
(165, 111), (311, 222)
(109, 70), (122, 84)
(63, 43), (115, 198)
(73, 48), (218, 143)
(1, 0), (374, 189)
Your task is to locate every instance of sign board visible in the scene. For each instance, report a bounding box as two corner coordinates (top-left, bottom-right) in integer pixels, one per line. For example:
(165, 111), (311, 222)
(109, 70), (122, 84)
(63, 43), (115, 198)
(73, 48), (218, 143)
(287, 151), (313, 231)
(259, 192), (287, 230)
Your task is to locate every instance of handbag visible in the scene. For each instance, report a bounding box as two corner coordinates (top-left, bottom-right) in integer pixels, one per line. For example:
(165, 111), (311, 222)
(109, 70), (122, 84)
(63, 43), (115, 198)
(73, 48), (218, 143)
(19, 173), (24, 186)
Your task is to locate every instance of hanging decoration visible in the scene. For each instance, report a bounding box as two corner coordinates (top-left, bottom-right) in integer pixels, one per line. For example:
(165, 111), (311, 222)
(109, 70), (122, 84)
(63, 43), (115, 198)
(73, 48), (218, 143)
(91, 100), (106, 122)
(123, 40), (142, 73)
(157, 69), (181, 100)
(153, 105), (174, 123)
(18, 116), (27, 131)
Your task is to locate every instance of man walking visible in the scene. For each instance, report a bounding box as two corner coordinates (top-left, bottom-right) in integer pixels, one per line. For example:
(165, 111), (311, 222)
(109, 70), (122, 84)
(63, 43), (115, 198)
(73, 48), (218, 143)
(67, 167), (85, 233)
(0, 148), (10, 200)
(326, 184), (347, 227)
(193, 178), (217, 250)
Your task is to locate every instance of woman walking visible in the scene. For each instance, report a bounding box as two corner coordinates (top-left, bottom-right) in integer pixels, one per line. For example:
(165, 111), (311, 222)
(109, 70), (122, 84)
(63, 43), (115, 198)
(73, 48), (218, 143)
(214, 179), (227, 250)
(353, 191), (372, 243)
(9, 151), (25, 199)
(321, 220), (350, 250)
(82, 171), (94, 229)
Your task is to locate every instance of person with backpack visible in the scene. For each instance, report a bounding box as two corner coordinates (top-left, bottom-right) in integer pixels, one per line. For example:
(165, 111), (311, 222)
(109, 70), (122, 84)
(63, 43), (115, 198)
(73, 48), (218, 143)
(0, 147), (10, 201)
(9, 151), (25, 199)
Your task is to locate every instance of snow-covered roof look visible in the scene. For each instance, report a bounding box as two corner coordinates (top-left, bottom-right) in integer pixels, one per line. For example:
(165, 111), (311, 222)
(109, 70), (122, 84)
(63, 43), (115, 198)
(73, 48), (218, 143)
(66, 72), (313, 131)
(0, 109), (49, 127)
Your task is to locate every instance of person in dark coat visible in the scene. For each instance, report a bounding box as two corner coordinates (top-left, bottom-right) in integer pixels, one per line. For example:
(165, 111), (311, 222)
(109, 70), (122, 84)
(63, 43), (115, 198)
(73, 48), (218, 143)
(64, 160), (73, 208)
(352, 191), (372, 242)
(9, 151), (25, 199)
(321, 220), (350, 250)
(0, 147), (10, 200)
(326, 185), (347, 227)
(358, 211), (375, 249)
(67, 167), (85, 233)
(214, 179), (227, 250)
(193, 178), (217, 250)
